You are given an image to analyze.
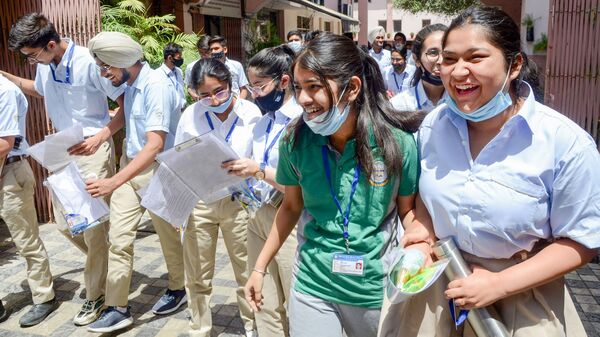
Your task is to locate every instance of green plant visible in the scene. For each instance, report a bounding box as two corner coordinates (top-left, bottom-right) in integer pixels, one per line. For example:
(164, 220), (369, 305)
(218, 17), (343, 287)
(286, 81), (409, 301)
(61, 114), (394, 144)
(244, 17), (283, 59)
(101, 0), (200, 68)
(522, 14), (536, 28)
(393, 0), (480, 15)
(533, 33), (548, 53)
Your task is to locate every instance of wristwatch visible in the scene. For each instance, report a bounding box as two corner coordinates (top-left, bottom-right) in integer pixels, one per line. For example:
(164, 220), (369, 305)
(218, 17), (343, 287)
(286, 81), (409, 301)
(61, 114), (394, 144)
(254, 163), (266, 181)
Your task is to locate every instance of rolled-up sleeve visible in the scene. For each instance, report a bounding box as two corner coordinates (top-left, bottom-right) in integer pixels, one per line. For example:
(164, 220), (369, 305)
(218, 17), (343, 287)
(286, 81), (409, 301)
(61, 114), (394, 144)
(143, 81), (175, 134)
(550, 143), (600, 249)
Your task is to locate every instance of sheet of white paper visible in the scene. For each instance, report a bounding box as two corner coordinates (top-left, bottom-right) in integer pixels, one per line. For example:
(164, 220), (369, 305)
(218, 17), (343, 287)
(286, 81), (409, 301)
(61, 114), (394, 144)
(46, 162), (110, 233)
(27, 124), (84, 172)
(156, 132), (243, 200)
(141, 164), (199, 228)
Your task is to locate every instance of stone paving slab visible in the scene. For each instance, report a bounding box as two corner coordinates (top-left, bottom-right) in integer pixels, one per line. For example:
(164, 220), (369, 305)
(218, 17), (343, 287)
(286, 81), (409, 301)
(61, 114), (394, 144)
(1, 222), (600, 336)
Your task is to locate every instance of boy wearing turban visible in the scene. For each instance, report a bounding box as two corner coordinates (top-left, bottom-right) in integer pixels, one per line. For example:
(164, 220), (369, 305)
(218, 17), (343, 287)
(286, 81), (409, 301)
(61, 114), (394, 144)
(368, 26), (391, 75)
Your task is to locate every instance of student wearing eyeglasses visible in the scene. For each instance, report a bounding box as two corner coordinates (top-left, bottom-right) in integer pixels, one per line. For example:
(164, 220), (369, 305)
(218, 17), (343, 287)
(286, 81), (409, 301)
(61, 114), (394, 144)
(390, 24), (448, 114)
(176, 58), (261, 337)
(1, 13), (124, 327)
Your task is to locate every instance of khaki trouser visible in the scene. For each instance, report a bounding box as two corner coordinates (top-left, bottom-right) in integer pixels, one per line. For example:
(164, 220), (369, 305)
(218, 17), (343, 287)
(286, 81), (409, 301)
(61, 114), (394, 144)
(247, 203), (297, 337)
(105, 157), (184, 307)
(183, 197), (255, 337)
(1, 160), (55, 304)
(54, 139), (114, 301)
(378, 250), (587, 337)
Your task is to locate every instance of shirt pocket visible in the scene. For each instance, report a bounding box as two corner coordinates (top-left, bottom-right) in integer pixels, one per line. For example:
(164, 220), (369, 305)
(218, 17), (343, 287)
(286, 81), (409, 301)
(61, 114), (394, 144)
(64, 84), (89, 117)
(482, 174), (547, 235)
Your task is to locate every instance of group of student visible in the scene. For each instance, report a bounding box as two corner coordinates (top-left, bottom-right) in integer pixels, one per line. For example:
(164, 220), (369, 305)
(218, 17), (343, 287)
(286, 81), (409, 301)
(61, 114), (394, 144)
(0, 5), (599, 337)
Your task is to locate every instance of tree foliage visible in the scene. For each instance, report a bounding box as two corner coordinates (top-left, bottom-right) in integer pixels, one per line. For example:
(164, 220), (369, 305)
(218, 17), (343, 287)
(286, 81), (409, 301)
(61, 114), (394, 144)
(101, 0), (200, 68)
(393, 0), (481, 16)
(244, 18), (283, 59)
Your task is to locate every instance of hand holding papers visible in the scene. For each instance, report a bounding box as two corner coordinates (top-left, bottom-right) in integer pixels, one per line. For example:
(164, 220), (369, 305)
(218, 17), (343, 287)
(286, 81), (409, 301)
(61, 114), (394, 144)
(141, 132), (244, 228)
(27, 123), (84, 172)
(46, 163), (110, 235)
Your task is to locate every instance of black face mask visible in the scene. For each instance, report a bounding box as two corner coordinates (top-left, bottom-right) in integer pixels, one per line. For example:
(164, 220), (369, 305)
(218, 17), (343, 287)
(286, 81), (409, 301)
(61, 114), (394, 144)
(255, 88), (285, 113)
(421, 68), (443, 86)
(393, 63), (406, 73)
(173, 58), (184, 67)
(212, 51), (225, 60)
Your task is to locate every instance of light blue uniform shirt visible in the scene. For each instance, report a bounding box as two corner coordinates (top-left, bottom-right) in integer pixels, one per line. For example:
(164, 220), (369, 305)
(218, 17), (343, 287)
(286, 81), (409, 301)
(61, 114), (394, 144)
(383, 64), (416, 96)
(0, 75), (29, 157)
(418, 85), (600, 258)
(124, 63), (180, 159)
(390, 80), (446, 113)
(159, 63), (185, 111)
(33, 38), (124, 137)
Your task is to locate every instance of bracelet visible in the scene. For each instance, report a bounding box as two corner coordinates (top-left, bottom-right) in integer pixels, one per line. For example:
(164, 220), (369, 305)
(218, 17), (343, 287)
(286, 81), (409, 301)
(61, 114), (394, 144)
(252, 268), (268, 276)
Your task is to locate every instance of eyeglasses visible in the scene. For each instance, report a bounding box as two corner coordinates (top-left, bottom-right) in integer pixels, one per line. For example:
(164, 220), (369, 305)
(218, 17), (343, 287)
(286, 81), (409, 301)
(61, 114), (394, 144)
(424, 49), (442, 62)
(96, 64), (112, 73)
(23, 48), (46, 63)
(247, 77), (279, 96)
(198, 89), (230, 106)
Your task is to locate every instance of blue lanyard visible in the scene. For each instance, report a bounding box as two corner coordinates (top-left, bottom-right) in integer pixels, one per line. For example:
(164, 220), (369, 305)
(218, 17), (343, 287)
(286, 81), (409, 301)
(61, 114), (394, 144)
(414, 86), (422, 110)
(262, 117), (290, 166)
(205, 111), (238, 143)
(392, 72), (407, 93)
(50, 42), (75, 84)
(321, 145), (361, 253)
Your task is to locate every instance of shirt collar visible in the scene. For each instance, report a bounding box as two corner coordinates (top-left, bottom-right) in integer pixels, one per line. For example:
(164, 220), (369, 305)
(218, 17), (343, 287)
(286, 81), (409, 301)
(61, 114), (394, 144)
(128, 62), (151, 91)
(510, 82), (539, 135)
(159, 63), (174, 75)
(50, 38), (74, 70)
(277, 97), (303, 120)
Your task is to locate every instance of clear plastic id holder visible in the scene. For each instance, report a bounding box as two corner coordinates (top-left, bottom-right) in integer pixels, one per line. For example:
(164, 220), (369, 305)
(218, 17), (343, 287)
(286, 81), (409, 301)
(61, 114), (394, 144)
(332, 252), (365, 276)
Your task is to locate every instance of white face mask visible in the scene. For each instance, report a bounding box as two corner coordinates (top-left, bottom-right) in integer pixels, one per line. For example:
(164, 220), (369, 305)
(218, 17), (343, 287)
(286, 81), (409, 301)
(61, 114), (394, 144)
(288, 41), (302, 53)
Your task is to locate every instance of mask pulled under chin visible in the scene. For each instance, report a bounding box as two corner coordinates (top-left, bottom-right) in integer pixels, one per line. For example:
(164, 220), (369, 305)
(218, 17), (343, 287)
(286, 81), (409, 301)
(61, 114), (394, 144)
(421, 68), (443, 86)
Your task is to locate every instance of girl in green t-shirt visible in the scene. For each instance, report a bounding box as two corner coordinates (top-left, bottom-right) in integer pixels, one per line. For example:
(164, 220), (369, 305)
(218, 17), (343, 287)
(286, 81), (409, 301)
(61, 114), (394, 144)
(244, 34), (425, 337)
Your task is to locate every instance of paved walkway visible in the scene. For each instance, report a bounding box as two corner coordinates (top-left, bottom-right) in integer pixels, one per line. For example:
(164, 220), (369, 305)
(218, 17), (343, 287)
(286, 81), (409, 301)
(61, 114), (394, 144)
(1, 222), (599, 336)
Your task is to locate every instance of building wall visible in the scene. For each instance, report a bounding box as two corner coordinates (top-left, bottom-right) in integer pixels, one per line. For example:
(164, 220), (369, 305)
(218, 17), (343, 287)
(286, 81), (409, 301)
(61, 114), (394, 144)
(521, 0), (550, 55)
(352, 0), (452, 41)
(283, 8), (343, 34)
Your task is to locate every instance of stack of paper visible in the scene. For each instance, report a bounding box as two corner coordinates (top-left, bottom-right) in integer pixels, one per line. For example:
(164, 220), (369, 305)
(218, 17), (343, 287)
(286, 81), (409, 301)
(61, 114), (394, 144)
(27, 124), (83, 172)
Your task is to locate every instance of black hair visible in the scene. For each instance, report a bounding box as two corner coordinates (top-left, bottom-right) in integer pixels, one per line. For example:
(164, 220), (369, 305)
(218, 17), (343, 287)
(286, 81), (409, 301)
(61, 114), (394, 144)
(163, 43), (183, 60)
(411, 23), (448, 87)
(394, 32), (407, 42)
(8, 13), (61, 51)
(208, 35), (227, 48)
(444, 6), (541, 100)
(190, 58), (232, 90)
(248, 44), (295, 79)
(287, 30), (303, 41)
(196, 35), (210, 51)
(303, 30), (323, 43)
(391, 46), (408, 60)
(289, 34), (424, 178)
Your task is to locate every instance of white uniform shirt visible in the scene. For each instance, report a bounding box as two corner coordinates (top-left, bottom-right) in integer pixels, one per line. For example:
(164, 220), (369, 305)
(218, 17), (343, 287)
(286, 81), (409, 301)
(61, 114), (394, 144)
(124, 63), (180, 158)
(175, 97), (261, 201)
(368, 48), (391, 75)
(33, 38), (124, 137)
(384, 64), (416, 96)
(418, 85), (600, 258)
(184, 59), (199, 87)
(250, 98), (302, 202)
(224, 58), (249, 96)
(0, 75), (29, 157)
(390, 81), (446, 113)
(159, 63), (185, 111)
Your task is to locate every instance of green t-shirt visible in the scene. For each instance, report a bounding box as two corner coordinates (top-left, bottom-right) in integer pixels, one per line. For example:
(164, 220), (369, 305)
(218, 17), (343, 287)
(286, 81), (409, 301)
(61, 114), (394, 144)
(276, 125), (418, 308)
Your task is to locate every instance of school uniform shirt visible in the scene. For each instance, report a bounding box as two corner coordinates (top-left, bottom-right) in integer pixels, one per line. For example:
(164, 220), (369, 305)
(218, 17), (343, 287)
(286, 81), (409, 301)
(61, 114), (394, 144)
(33, 38), (124, 137)
(184, 59), (198, 87)
(175, 97), (261, 201)
(383, 64), (416, 96)
(418, 84), (600, 259)
(276, 126), (419, 308)
(158, 63), (185, 111)
(123, 62), (180, 159)
(249, 98), (302, 203)
(225, 58), (249, 96)
(368, 48), (391, 75)
(390, 80), (446, 113)
(0, 75), (29, 157)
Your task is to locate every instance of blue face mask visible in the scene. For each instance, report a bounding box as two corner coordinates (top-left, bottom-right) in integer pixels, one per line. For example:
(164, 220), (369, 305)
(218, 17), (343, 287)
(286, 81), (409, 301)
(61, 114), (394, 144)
(204, 93), (234, 114)
(288, 41), (302, 53)
(303, 86), (350, 136)
(447, 65), (513, 122)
